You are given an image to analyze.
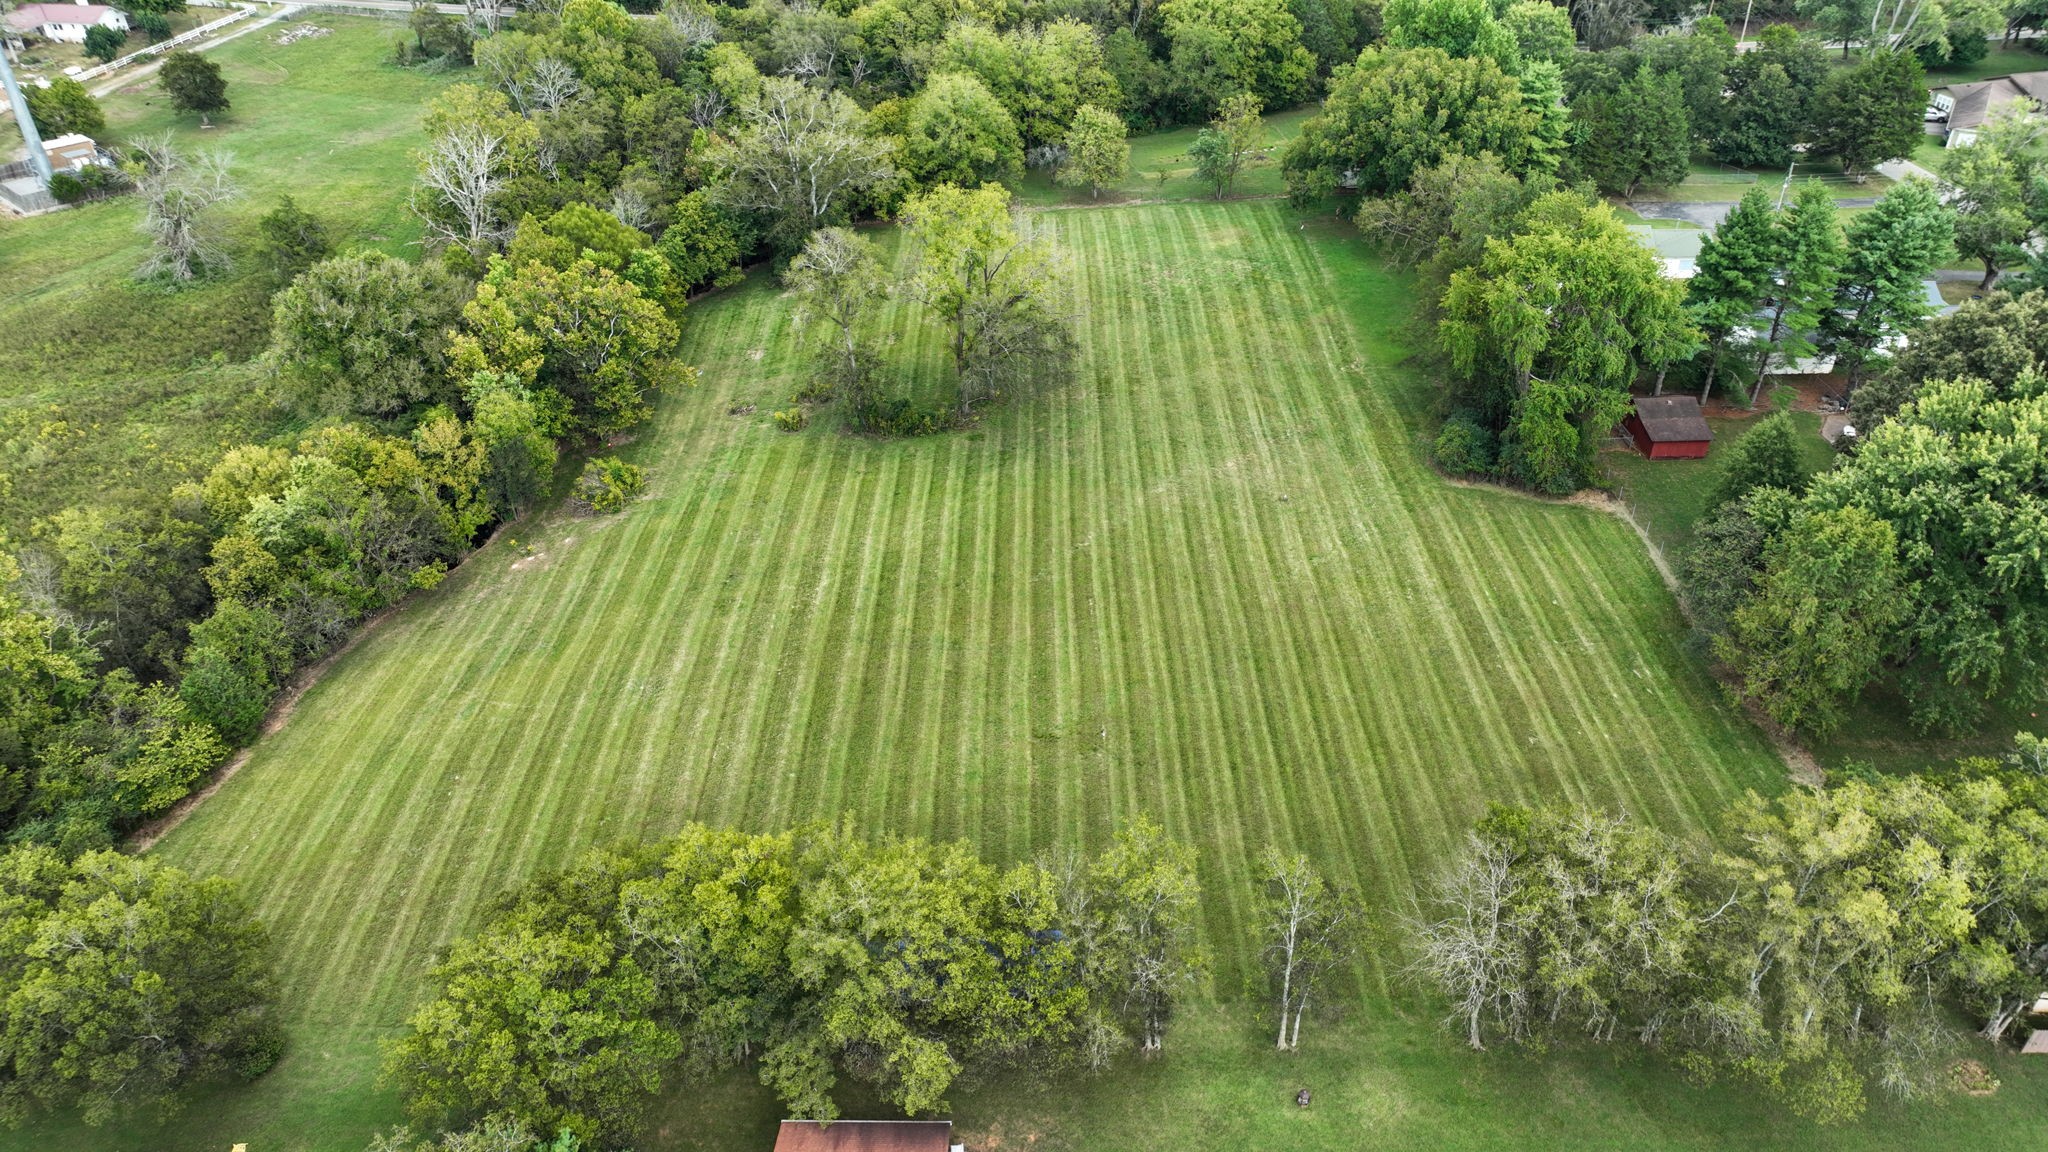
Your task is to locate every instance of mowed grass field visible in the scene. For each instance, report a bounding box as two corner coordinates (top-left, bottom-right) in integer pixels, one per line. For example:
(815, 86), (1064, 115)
(0, 16), (449, 534)
(18, 202), (2045, 1150)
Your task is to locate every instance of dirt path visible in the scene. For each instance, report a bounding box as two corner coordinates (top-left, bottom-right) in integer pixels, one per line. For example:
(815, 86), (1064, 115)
(127, 604), (394, 852)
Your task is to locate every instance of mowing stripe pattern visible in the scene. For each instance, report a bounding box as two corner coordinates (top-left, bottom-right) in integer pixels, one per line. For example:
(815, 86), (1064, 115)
(157, 202), (1781, 1041)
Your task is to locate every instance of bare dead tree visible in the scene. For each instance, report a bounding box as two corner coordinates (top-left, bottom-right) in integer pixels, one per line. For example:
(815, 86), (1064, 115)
(464, 0), (503, 36)
(664, 0), (718, 49)
(130, 136), (238, 284)
(688, 88), (727, 129)
(414, 124), (516, 257)
(704, 76), (897, 251)
(1406, 832), (1528, 1050)
(527, 57), (580, 115)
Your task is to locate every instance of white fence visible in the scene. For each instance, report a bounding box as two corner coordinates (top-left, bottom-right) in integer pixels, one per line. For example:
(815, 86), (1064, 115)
(68, 5), (255, 83)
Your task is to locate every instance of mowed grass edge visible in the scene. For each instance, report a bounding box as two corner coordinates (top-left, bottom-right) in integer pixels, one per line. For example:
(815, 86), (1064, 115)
(25, 201), (2035, 1152)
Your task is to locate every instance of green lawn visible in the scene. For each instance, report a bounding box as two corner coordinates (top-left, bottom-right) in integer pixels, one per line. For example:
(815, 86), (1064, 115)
(12, 199), (2037, 1150)
(1921, 44), (2048, 85)
(1628, 157), (1894, 204)
(0, 14), (446, 536)
(1011, 106), (1314, 206)
(1601, 408), (1839, 559)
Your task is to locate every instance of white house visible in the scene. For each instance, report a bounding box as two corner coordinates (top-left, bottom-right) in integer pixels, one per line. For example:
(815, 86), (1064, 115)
(4, 1), (130, 45)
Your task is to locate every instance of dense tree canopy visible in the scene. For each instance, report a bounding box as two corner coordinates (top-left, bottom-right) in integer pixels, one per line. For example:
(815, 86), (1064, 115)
(1283, 46), (1537, 199)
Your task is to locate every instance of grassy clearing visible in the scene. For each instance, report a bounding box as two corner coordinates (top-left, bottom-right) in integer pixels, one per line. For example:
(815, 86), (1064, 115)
(1628, 158), (1894, 204)
(1011, 106), (1313, 206)
(1920, 44), (2048, 85)
(0, 15), (448, 536)
(1600, 408), (1838, 558)
(28, 198), (2028, 1152)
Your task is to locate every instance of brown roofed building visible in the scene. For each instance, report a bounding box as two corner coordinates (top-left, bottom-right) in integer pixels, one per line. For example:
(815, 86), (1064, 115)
(772, 1120), (958, 1152)
(1622, 395), (1712, 459)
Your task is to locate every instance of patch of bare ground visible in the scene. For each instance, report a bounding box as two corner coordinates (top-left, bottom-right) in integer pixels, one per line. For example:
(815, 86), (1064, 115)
(1955, 1059), (2000, 1096)
(127, 606), (398, 852)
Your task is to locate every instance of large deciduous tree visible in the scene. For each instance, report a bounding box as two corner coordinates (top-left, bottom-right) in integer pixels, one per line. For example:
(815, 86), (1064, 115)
(0, 848), (282, 1127)
(1056, 103), (1130, 199)
(1811, 49), (1928, 177)
(451, 256), (690, 439)
(703, 76), (897, 255)
(23, 78), (104, 138)
(901, 72), (1025, 191)
(269, 253), (470, 418)
(1160, 0), (1317, 114)
(1570, 67), (1691, 196)
(1440, 192), (1695, 492)
(785, 227), (889, 416)
(1283, 46), (1536, 199)
(1257, 848), (1361, 1050)
(902, 183), (1075, 417)
(157, 51), (229, 124)
(412, 85), (540, 266)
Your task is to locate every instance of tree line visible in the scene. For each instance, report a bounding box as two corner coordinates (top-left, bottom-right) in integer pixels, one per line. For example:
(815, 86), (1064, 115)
(1415, 750), (2048, 1123)
(380, 818), (1206, 1146)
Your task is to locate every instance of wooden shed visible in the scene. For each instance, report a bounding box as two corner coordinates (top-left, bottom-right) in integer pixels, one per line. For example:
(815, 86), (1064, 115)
(1622, 395), (1713, 459)
(772, 1120), (958, 1152)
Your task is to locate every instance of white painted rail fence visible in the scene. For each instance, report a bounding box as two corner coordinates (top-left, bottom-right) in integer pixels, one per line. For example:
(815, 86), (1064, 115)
(68, 5), (255, 83)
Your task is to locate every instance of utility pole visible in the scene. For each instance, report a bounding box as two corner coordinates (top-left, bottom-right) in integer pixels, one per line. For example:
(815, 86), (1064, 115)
(1739, 0), (1755, 43)
(0, 42), (53, 186)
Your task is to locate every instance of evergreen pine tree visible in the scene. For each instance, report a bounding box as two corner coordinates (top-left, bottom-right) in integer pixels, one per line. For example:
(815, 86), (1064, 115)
(1707, 410), (1807, 510)
(1752, 182), (1844, 405)
(1688, 187), (1782, 402)
(1821, 179), (1955, 386)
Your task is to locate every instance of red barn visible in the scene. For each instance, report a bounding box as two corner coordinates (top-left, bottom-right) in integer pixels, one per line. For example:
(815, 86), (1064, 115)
(1623, 396), (1713, 459)
(773, 1120), (958, 1152)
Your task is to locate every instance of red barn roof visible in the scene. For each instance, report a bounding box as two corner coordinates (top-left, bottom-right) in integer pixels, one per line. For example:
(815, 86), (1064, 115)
(773, 1120), (954, 1152)
(1630, 395), (1712, 443)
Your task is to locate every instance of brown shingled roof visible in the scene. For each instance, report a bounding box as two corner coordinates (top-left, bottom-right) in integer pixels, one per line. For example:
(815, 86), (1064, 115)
(773, 1120), (954, 1152)
(1631, 395), (1712, 444)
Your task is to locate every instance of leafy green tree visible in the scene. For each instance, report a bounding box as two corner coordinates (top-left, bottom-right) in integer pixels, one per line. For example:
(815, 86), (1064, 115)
(1057, 104), (1130, 199)
(269, 253), (470, 418)
(1160, 0), (1317, 113)
(1383, 0), (1518, 63)
(1714, 62), (1803, 168)
(1638, 16), (1735, 144)
(1818, 178), (1953, 385)
(902, 183), (1074, 417)
(1865, 289), (2048, 434)
(930, 19), (1123, 149)
(704, 77), (897, 255)
(23, 78), (104, 138)
(1679, 487), (1798, 639)
(1518, 58), (1571, 177)
(1283, 46), (1536, 199)
(1806, 377), (2048, 732)
(1086, 816), (1203, 1052)
(655, 190), (754, 296)
(158, 51), (229, 124)
(1937, 138), (2030, 290)
(1189, 92), (1265, 198)
(786, 226), (889, 415)
(384, 927), (680, 1144)
(464, 373), (558, 519)
(253, 195), (330, 283)
(1571, 67), (1690, 196)
(1751, 182), (1845, 405)
(1693, 782), (1977, 1121)
(1440, 193), (1695, 492)
(1720, 505), (1907, 734)
(179, 599), (293, 745)
(1502, 0), (1575, 64)
(1356, 150), (1538, 320)
(37, 501), (210, 680)
(1707, 410), (1808, 512)
(0, 848), (282, 1126)
(1257, 848), (1361, 1049)
(1796, 0), (1879, 58)
(1811, 50), (1927, 177)
(413, 84), (541, 267)
(1412, 805), (1697, 1050)
(82, 23), (125, 64)
(452, 256), (690, 439)
(1688, 187), (1780, 401)
(902, 72), (1025, 190)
